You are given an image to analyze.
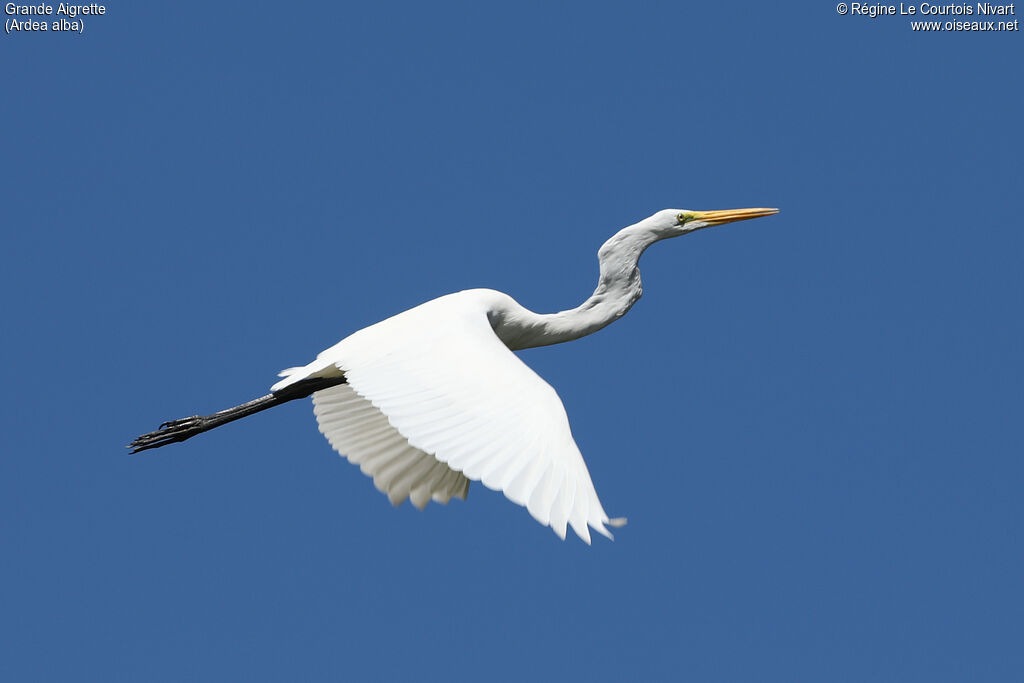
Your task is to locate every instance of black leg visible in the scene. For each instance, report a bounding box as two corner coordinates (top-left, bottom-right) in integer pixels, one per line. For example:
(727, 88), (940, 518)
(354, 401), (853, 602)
(129, 376), (346, 453)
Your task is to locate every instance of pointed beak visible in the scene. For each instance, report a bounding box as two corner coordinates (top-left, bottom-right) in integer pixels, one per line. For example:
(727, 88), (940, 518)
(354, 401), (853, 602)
(691, 207), (779, 227)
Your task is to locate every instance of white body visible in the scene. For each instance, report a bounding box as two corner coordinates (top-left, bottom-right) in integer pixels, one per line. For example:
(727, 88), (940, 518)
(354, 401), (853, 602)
(270, 207), (776, 543)
(272, 288), (617, 543)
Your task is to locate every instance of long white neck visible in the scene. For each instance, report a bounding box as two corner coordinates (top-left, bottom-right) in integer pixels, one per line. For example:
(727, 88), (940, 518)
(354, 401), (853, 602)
(492, 219), (667, 350)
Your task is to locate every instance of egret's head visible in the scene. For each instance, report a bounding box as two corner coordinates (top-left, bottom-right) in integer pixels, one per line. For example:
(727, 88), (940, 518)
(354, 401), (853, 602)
(647, 207), (779, 237)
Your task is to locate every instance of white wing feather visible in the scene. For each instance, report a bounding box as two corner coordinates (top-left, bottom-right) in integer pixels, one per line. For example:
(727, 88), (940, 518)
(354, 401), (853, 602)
(273, 289), (617, 543)
(311, 384), (470, 508)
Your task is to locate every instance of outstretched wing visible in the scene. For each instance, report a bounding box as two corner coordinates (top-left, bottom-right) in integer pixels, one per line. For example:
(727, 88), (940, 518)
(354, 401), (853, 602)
(274, 291), (619, 543)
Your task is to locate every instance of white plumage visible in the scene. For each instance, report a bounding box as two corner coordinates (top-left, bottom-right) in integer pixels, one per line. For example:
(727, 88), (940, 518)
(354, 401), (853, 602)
(132, 207), (777, 544)
(273, 289), (618, 543)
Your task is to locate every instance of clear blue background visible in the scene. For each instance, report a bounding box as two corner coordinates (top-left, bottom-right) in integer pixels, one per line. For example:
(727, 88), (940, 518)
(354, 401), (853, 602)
(3, 2), (1021, 681)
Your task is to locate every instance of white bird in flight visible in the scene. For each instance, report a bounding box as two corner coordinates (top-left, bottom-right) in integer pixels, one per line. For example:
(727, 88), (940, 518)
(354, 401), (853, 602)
(131, 207), (778, 543)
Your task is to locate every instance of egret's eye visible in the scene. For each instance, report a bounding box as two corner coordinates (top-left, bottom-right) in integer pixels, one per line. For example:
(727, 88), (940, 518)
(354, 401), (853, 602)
(676, 212), (688, 224)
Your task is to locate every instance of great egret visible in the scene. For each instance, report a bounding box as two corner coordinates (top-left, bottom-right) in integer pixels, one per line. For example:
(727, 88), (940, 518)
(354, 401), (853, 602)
(131, 207), (778, 543)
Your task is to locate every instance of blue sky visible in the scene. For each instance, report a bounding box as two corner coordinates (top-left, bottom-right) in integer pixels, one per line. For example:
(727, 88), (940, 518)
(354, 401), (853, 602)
(2, 2), (1022, 681)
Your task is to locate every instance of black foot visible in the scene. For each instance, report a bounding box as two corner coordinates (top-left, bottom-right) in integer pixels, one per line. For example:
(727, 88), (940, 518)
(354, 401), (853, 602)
(129, 415), (209, 453)
(128, 376), (347, 454)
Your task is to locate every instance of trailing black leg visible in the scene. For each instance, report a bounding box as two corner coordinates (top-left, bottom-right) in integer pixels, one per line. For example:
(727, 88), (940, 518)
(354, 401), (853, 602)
(128, 376), (347, 453)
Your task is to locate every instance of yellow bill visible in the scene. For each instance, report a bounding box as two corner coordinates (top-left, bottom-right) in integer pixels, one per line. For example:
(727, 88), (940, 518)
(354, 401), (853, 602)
(692, 207), (779, 226)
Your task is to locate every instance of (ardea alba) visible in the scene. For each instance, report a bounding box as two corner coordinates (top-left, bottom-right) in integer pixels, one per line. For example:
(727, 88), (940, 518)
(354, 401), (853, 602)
(131, 207), (778, 543)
